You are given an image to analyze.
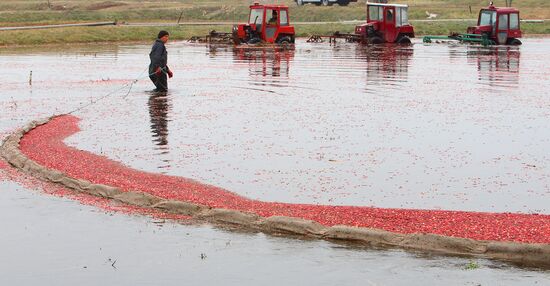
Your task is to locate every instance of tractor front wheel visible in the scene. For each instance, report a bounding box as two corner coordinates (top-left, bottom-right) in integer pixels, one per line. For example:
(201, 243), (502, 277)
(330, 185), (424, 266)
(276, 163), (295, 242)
(232, 36), (242, 45)
(507, 38), (522, 46)
(232, 27), (242, 45)
(322, 0), (331, 6)
(247, 37), (261, 45)
(277, 36), (293, 47)
(369, 36), (384, 45)
(396, 36), (412, 45)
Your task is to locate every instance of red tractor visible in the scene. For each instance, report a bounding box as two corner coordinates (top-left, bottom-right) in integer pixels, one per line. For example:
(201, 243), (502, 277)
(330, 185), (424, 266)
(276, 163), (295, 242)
(308, 2), (414, 44)
(232, 3), (296, 45)
(355, 2), (415, 44)
(467, 3), (522, 45)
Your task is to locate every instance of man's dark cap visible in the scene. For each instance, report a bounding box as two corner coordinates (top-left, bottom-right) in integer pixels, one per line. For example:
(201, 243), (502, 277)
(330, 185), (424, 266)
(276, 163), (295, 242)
(157, 30), (169, 39)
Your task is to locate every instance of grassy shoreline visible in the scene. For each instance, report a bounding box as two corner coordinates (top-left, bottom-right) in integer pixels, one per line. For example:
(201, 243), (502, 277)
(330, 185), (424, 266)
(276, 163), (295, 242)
(1, 0), (549, 47)
(1, 21), (549, 47)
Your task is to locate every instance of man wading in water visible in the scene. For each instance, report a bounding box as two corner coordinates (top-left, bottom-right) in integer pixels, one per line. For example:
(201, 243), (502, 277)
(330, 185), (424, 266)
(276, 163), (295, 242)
(149, 30), (173, 92)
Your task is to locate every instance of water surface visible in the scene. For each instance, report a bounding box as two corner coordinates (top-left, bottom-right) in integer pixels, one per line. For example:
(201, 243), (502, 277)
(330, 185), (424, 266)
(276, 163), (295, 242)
(5, 39), (545, 213)
(1, 39), (550, 283)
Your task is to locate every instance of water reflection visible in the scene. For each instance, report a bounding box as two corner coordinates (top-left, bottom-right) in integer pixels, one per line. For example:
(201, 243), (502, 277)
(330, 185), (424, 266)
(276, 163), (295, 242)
(468, 47), (520, 88)
(233, 47), (295, 78)
(148, 92), (172, 171)
(358, 45), (413, 88)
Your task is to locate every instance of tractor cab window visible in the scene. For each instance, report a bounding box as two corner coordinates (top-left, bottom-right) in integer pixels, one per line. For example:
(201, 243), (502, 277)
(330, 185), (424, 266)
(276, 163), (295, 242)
(265, 9), (278, 39)
(479, 10), (496, 27)
(279, 10), (288, 26)
(395, 7), (408, 27)
(249, 8), (264, 26)
(498, 13), (509, 30)
(510, 13), (519, 29)
(368, 5), (383, 21)
(386, 9), (394, 23)
(267, 9), (278, 26)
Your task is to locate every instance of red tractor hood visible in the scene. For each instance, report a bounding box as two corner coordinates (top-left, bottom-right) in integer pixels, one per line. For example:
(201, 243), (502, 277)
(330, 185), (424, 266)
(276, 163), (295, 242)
(355, 22), (378, 35)
(366, 22), (379, 30)
(235, 23), (257, 40)
(467, 25), (492, 35)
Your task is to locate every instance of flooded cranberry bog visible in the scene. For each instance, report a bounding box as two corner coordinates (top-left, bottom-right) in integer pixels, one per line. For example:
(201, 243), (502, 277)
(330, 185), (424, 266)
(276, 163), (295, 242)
(1, 39), (550, 283)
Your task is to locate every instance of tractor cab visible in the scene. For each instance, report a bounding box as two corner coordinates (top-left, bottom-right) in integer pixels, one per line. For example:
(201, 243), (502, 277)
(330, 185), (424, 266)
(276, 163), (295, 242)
(467, 4), (522, 45)
(233, 3), (295, 45)
(355, 2), (415, 44)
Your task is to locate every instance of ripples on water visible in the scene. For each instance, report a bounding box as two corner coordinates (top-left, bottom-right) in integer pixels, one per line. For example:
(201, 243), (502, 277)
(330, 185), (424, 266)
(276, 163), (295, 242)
(3, 40), (550, 282)
(2, 39), (549, 214)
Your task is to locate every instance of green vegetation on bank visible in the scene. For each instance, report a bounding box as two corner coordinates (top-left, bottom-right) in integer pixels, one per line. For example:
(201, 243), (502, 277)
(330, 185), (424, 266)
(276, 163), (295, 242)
(1, 0), (549, 46)
(2, 0), (550, 24)
(0, 25), (230, 46)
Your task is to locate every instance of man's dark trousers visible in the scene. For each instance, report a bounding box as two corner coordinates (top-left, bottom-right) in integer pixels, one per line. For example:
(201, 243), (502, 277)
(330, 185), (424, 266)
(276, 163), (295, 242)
(149, 72), (168, 92)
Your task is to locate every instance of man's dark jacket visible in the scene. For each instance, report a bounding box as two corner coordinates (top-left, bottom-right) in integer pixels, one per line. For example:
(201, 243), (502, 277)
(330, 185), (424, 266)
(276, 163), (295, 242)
(149, 39), (169, 74)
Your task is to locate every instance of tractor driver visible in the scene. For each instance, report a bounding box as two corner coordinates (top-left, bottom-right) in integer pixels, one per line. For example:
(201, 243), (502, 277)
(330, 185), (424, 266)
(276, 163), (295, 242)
(268, 10), (278, 25)
(386, 9), (394, 22)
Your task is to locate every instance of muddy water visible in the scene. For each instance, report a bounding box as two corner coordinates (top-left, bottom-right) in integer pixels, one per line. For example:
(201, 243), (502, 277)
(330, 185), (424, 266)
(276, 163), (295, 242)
(1, 39), (550, 282)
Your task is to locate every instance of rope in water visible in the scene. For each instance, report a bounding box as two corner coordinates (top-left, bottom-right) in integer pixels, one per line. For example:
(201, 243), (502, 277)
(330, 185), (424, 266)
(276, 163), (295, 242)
(67, 67), (169, 115)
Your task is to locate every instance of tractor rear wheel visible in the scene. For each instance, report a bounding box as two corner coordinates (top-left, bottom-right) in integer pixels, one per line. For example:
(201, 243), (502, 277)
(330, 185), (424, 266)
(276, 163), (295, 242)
(396, 36), (412, 45)
(338, 0), (350, 5)
(369, 36), (384, 45)
(507, 38), (522, 46)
